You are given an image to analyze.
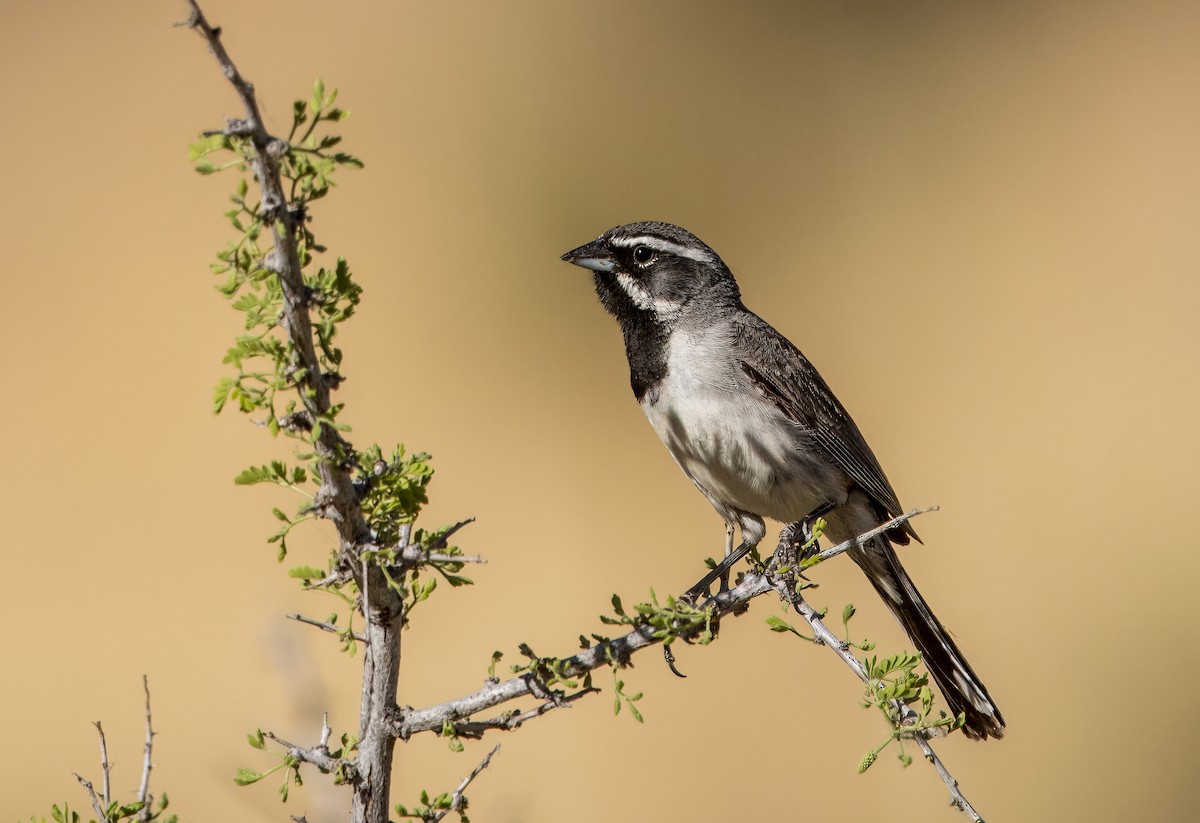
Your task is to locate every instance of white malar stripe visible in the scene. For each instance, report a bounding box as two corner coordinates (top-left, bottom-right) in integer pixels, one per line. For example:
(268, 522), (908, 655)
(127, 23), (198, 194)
(615, 272), (654, 311)
(610, 235), (714, 264)
(615, 272), (685, 316)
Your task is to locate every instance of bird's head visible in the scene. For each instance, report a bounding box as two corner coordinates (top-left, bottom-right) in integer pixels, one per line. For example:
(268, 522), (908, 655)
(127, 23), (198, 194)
(561, 222), (741, 324)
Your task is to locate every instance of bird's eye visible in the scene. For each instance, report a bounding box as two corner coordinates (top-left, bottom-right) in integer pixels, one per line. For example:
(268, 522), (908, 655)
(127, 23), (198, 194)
(632, 245), (655, 265)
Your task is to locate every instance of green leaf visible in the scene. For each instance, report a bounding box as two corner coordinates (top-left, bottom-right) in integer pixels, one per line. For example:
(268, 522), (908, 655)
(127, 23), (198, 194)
(247, 729), (266, 749)
(187, 133), (230, 160)
(234, 461), (299, 486)
(331, 151), (363, 167)
(213, 376), (235, 414)
(288, 566), (324, 579)
(311, 79), (326, 114)
(842, 603), (856, 624)
(765, 615), (792, 632)
(235, 768), (266, 786)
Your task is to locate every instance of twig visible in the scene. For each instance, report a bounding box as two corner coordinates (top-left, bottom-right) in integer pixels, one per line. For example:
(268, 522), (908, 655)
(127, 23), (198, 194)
(396, 550), (488, 566)
(429, 517), (475, 547)
(305, 567), (355, 589)
(137, 675), (156, 821)
(454, 688), (600, 739)
(265, 719), (352, 778)
(915, 736), (982, 820)
(804, 506), (938, 565)
(430, 745), (501, 822)
(389, 518), (487, 566)
(73, 773), (106, 822)
(288, 612), (368, 642)
(92, 721), (111, 808)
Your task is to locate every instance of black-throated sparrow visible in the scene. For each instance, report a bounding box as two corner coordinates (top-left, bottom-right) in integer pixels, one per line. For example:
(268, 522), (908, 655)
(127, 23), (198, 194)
(561, 221), (1004, 740)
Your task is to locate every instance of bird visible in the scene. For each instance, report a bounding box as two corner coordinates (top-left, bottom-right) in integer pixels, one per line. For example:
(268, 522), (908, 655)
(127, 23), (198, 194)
(560, 221), (1005, 740)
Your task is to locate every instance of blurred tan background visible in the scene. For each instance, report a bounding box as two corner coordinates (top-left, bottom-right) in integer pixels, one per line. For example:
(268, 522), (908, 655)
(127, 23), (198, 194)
(3, 0), (1198, 820)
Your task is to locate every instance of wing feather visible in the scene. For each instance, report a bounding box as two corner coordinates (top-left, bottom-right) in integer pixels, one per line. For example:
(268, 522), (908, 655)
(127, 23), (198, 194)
(733, 312), (916, 542)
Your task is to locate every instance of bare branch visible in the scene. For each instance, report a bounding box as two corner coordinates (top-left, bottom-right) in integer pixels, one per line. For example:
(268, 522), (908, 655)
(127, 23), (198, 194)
(395, 550), (487, 566)
(420, 552), (486, 564)
(431, 745), (502, 822)
(91, 721), (111, 808)
(288, 612), (368, 643)
(804, 506), (938, 565)
(455, 688), (600, 739)
(914, 736), (982, 820)
(73, 772), (106, 822)
(137, 675), (156, 821)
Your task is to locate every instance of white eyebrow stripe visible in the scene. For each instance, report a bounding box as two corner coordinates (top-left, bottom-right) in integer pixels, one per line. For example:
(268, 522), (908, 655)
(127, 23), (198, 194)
(610, 235), (714, 264)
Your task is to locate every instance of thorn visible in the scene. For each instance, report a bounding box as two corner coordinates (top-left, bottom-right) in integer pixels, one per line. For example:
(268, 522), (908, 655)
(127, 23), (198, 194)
(663, 644), (686, 678)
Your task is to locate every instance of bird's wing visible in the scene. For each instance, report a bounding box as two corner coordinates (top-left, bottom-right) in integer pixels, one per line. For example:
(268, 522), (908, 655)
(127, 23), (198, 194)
(732, 312), (911, 534)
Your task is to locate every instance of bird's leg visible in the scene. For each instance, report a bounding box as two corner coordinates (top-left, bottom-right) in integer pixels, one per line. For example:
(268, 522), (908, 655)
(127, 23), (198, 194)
(681, 537), (759, 604)
(666, 521), (764, 677)
(718, 521), (736, 592)
(666, 534), (760, 678)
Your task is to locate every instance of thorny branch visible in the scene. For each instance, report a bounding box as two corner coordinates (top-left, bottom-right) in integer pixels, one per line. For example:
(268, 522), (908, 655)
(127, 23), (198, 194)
(183, 4), (400, 820)
(431, 745), (502, 822)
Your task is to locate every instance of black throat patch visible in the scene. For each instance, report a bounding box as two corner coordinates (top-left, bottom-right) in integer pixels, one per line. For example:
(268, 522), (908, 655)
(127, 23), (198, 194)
(593, 272), (670, 403)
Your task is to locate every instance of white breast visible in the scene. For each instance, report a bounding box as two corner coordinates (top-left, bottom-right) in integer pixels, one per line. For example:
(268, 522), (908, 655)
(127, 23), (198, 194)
(641, 326), (843, 527)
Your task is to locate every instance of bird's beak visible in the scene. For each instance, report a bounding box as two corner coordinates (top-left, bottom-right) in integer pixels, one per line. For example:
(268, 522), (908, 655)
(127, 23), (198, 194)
(561, 239), (616, 272)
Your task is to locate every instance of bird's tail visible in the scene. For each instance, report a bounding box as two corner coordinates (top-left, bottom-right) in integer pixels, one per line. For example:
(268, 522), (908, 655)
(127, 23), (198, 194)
(849, 535), (1005, 741)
